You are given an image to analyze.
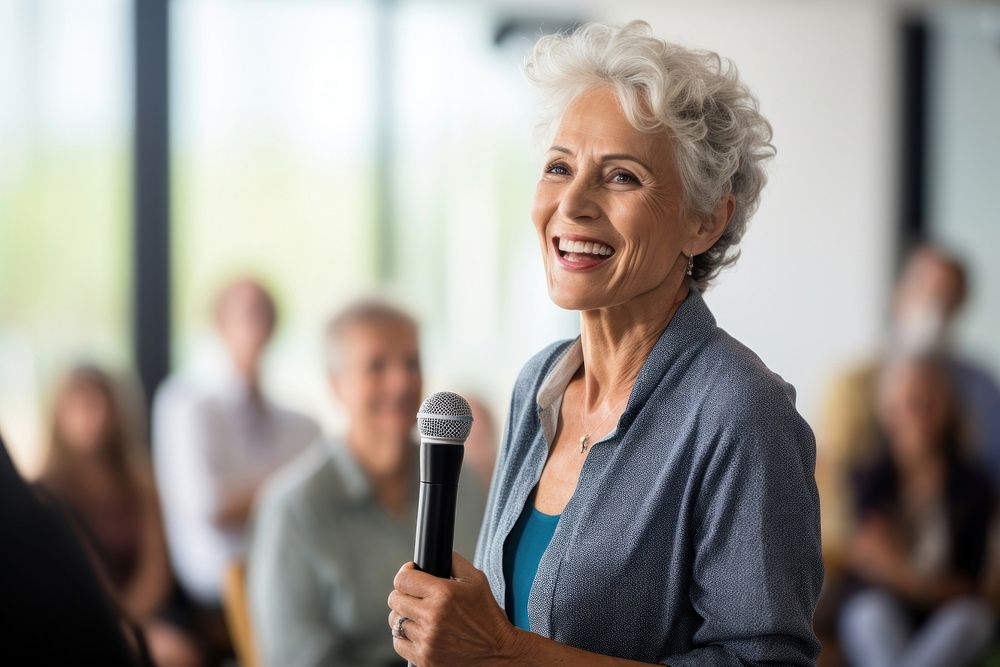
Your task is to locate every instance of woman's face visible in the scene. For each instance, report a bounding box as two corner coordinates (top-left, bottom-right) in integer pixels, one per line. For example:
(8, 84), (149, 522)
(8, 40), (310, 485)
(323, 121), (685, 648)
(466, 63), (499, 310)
(531, 86), (693, 312)
(57, 384), (112, 455)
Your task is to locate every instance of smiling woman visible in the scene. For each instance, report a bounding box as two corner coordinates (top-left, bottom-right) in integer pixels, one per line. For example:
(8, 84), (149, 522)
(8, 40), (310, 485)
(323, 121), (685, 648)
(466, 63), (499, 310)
(528, 21), (774, 293)
(533, 86), (705, 314)
(387, 20), (823, 667)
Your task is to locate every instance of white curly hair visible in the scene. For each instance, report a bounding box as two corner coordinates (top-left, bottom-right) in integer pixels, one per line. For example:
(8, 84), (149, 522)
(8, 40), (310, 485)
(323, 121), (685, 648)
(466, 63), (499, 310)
(525, 20), (775, 290)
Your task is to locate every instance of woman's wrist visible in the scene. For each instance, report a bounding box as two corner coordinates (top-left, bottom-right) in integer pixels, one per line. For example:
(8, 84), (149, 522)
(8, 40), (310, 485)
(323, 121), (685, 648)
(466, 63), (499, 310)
(500, 627), (539, 665)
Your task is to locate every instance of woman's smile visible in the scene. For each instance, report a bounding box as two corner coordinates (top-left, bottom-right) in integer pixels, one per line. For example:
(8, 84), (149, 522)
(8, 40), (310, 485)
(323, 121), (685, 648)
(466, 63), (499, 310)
(552, 233), (616, 271)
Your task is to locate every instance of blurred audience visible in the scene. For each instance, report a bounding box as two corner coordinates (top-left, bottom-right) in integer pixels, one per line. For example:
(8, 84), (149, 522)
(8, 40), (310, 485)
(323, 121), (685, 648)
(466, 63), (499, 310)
(38, 365), (201, 667)
(248, 299), (486, 666)
(818, 243), (1000, 561)
(837, 355), (996, 667)
(153, 278), (319, 608)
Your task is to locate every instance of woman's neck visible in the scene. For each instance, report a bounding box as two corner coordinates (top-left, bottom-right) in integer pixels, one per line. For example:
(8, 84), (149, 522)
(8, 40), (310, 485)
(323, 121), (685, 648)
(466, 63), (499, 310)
(577, 279), (690, 411)
(57, 446), (114, 472)
(47, 446), (132, 501)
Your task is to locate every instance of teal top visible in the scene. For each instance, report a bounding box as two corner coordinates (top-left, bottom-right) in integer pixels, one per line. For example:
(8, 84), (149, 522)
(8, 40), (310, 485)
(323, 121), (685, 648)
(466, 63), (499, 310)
(502, 497), (561, 630)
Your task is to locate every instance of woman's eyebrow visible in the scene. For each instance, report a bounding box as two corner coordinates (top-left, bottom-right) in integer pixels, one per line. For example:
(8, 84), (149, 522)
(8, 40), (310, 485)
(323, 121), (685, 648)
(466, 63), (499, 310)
(600, 153), (653, 172)
(546, 146), (652, 173)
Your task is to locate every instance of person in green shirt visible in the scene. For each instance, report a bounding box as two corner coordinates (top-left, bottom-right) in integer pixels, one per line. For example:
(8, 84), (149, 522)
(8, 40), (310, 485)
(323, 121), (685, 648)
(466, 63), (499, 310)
(248, 299), (486, 667)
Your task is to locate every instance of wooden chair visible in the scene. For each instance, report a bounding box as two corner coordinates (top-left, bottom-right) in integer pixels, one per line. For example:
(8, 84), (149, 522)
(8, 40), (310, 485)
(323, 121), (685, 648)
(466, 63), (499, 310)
(222, 561), (260, 667)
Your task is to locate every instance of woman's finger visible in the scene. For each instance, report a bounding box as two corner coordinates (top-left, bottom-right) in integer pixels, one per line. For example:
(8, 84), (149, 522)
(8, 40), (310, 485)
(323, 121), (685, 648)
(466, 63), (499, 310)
(387, 589), (426, 623)
(392, 635), (420, 664)
(387, 608), (401, 633)
(394, 562), (445, 598)
(388, 609), (425, 642)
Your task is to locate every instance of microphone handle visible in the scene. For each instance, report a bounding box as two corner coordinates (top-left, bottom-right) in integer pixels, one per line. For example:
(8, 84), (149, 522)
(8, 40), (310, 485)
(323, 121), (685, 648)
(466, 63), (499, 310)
(413, 440), (464, 575)
(414, 481), (458, 577)
(409, 441), (464, 666)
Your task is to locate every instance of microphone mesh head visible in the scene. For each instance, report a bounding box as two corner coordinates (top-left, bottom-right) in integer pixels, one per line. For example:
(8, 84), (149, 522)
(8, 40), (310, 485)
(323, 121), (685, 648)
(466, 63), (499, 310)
(417, 391), (473, 441)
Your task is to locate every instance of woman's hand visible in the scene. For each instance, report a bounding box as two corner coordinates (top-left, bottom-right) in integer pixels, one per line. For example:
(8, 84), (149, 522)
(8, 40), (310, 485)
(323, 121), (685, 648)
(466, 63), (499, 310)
(387, 552), (520, 666)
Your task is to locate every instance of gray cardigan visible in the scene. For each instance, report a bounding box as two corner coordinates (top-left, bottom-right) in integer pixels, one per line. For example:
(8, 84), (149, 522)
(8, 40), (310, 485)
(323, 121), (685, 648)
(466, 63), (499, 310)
(475, 288), (823, 666)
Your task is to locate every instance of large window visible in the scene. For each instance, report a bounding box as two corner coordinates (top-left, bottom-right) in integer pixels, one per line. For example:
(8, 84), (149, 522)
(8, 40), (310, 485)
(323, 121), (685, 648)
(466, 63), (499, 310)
(170, 0), (380, 421)
(0, 0), (132, 475)
(928, 6), (1000, 373)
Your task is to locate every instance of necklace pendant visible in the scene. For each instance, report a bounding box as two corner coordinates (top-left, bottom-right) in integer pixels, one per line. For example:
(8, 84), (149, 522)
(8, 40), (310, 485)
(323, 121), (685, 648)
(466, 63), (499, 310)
(579, 433), (591, 453)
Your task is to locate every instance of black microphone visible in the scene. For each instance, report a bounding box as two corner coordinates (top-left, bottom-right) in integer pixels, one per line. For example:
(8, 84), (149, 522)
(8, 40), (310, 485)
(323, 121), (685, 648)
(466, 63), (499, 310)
(413, 391), (473, 578)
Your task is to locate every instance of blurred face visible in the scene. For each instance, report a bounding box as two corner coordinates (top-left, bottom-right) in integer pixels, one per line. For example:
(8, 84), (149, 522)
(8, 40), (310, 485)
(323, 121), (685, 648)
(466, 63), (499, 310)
(331, 320), (422, 473)
(216, 283), (275, 373)
(531, 86), (695, 311)
(897, 250), (964, 316)
(880, 362), (951, 464)
(893, 250), (965, 354)
(57, 384), (111, 455)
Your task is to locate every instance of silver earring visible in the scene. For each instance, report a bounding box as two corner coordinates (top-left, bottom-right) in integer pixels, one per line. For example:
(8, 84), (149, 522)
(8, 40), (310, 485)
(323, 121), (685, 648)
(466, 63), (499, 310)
(686, 254), (694, 276)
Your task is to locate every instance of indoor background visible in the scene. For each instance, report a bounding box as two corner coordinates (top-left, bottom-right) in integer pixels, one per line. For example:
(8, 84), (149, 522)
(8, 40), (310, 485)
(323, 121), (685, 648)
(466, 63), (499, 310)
(2, 3), (1000, 662)
(3, 0), (998, 472)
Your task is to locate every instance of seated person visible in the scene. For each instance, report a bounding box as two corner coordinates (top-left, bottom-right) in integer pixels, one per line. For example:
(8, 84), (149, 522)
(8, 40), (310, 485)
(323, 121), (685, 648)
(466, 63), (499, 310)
(153, 278), (319, 607)
(838, 355), (997, 667)
(38, 365), (201, 667)
(248, 299), (487, 666)
(818, 244), (1000, 563)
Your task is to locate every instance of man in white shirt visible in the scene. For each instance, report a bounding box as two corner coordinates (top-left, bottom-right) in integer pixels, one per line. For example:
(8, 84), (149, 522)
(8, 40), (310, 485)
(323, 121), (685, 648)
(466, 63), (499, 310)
(153, 278), (319, 606)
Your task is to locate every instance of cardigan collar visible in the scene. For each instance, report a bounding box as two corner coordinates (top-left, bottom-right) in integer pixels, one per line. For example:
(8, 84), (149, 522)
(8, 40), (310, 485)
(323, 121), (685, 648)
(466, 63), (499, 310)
(535, 287), (717, 427)
(621, 286), (717, 420)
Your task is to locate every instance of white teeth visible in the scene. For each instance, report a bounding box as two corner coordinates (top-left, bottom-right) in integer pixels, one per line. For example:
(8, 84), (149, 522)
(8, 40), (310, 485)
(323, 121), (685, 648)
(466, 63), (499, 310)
(557, 237), (613, 256)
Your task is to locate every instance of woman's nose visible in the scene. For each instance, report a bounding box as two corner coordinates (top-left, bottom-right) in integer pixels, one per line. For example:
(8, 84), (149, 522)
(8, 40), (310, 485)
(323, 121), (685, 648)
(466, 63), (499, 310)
(557, 173), (601, 222)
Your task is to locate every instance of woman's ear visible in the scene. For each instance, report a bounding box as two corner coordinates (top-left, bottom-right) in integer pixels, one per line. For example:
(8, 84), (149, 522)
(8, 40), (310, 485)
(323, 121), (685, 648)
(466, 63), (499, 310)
(687, 194), (736, 256)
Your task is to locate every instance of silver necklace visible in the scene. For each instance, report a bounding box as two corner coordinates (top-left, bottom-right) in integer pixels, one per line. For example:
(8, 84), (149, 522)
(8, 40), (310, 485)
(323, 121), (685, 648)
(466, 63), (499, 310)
(577, 395), (629, 453)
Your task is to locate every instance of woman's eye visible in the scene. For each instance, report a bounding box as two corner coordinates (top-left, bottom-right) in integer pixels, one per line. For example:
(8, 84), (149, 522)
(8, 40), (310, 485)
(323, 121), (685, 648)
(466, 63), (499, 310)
(545, 162), (570, 176)
(611, 170), (637, 184)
